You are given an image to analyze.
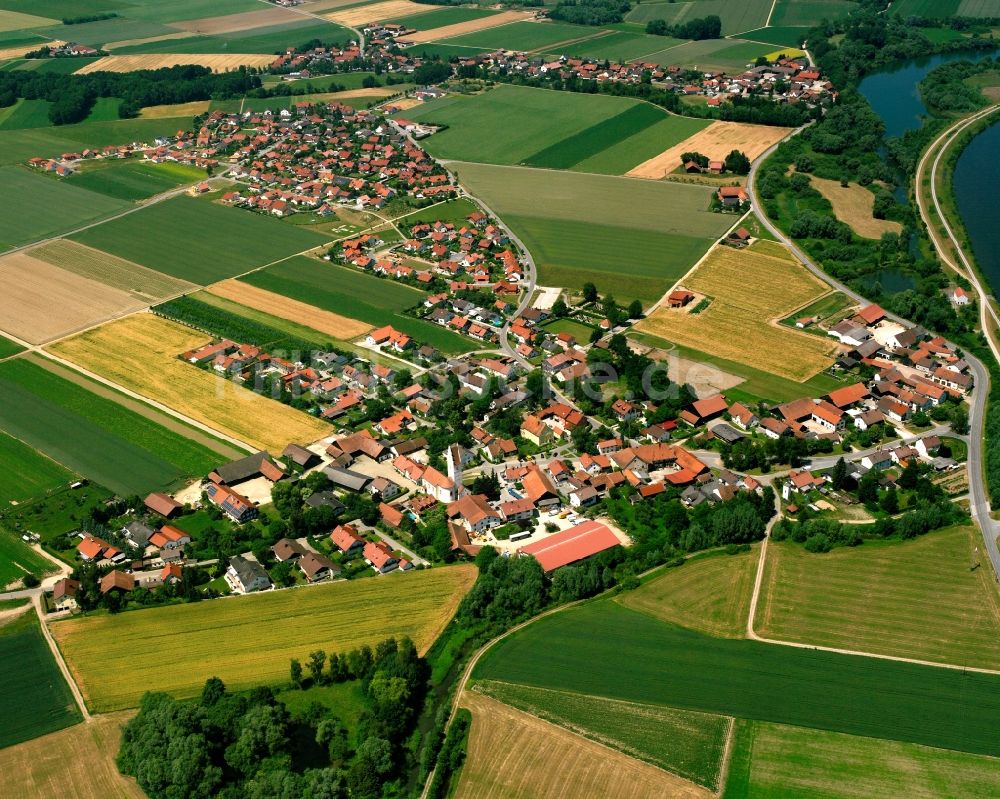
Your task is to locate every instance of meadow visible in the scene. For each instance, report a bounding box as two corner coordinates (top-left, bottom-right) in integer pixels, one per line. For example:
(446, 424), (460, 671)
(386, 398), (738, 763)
(756, 527), (1000, 671)
(0, 166), (127, 252)
(770, 0), (860, 27)
(548, 30), (685, 63)
(241, 256), (477, 353)
(0, 612), (82, 748)
(636, 243), (838, 381)
(53, 565), (477, 712)
(619, 548), (758, 638)
(452, 162), (730, 302)
(70, 196), (331, 284)
(738, 25), (812, 48)
(437, 20), (601, 52)
(50, 313), (332, 453)
(0, 529), (58, 587)
(724, 719), (1000, 799)
(0, 356), (224, 496)
(474, 680), (729, 789)
(624, 0), (772, 35)
(809, 176), (903, 239)
(457, 692), (711, 799)
(29, 239), (195, 302)
(648, 38), (774, 71)
(403, 85), (704, 170)
(0, 712), (145, 799)
(109, 20), (354, 55)
(0, 430), (75, 507)
(67, 159), (206, 201)
(474, 600), (1000, 757)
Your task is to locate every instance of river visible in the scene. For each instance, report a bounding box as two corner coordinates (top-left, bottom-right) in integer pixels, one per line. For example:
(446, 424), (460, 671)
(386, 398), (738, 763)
(952, 119), (1000, 299)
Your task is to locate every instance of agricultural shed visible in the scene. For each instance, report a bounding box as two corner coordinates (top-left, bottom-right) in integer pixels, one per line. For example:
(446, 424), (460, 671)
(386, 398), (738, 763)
(209, 451), (284, 485)
(144, 492), (182, 518)
(517, 520), (623, 572)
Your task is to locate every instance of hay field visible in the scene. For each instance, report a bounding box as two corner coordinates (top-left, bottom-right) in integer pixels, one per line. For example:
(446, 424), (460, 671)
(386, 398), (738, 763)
(206, 279), (373, 340)
(173, 7), (300, 34)
(327, 0), (437, 26)
(636, 244), (837, 381)
(618, 548), (758, 638)
(405, 10), (535, 44)
(75, 54), (275, 74)
(757, 527), (1000, 671)
(0, 714), (143, 799)
(52, 565), (476, 712)
(139, 99), (211, 118)
(456, 692), (712, 799)
(49, 314), (331, 452)
(810, 175), (903, 239)
(30, 240), (195, 302)
(0, 10), (57, 32)
(0, 252), (145, 345)
(628, 120), (791, 180)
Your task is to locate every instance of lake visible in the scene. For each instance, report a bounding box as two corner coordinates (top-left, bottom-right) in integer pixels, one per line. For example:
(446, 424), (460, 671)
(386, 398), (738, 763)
(952, 119), (1000, 298)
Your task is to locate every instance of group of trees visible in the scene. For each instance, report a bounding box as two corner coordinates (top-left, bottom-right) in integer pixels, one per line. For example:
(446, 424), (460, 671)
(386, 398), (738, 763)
(549, 0), (632, 26)
(646, 14), (721, 41)
(720, 433), (837, 473)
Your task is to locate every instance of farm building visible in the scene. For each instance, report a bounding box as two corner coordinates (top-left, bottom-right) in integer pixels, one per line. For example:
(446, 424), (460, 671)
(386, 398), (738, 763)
(144, 492), (182, 518)
(517, 520), (623, 572)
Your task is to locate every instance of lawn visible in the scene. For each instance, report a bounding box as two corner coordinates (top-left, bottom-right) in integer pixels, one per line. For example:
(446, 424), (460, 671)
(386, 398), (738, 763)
(0, 612), (82, 748)
(624, 0), (772, 36)
(70, 196), (331, 284)
(724, 719), (1000, 799)
(0, 357), (225, 496)
(474, 680), (729, 790)
(475, 600), (1000, 757)
(403, 85), (697, 169)
(241, 256), (478, 353)
(49, 313), (332, 453)
(52, 565), (477, 712)
(636, 242), (839, 381)
(437, 20), (602, 52)
(0, 430), (75, 507)
(67, 159), (207, 201)
(540, 317), (595, 342)
(771, 0), (859, 26)
(0, 166), (127, 252)
(618, 547), (758, 638)
(756, 527), (1000, 671)
(453, 161), (731, 303)
(395, 196), (481, 228)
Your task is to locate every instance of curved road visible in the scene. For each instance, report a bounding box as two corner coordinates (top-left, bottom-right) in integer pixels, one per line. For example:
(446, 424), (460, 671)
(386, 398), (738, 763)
(746, 134), (1000, 580)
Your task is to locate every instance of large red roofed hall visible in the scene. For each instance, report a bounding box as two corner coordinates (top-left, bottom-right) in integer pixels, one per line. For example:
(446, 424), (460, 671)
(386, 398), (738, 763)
(517, 520), (623, 572)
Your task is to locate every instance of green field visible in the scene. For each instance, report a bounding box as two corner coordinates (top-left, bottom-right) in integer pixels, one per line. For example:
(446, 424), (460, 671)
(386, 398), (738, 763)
(111, 20), (354, 54)
(0, 115), (195, 167)
(654, 38), (775, 71)
(38, 16), (173, 48)
(0, 430), (75, 507)
(540, 317), (595, 342)
(625, 0), (772, 36)
(0, 612), (82, 748)
(396, 196), (481, 228)
(0, 358), (222, 496)
(569, 115), (711, 174)
(770, 0), (859, 27)
(403, 85), (709, 171)
(0, 529), (57, 587)
(437, 20), (601, 52)
(0, 166), (127, 252)
(451, 162), (729, 302)
(619, 548), (758, 638)
(552, 30), (686, 62)
(0, 333), (22, 358)
(757, 528), (1000, 671)
(475, 680), (729, 789)
(403, 42), (490, 60)
(240, 256), (477, 353)
(53, 565), (476, 712)
(738, 26), (812, 48)
(474, 600), (1000, 757)
(724, 719), (1000, 799)
(67, 160), (206, 201)
(119, 0), (260, 24)
(70, 196), (331, 284)
(0, 98), (55, 130)
(395, 6), (498, 28)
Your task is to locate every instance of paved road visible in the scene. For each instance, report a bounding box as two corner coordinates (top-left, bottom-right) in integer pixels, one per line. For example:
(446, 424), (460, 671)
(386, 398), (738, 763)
(747, 134), (1000, 580)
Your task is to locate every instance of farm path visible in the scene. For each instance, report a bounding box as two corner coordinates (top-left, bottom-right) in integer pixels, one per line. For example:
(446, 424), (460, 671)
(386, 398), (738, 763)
(748, 126), (1000, 583)
(32, 594), (92, 721)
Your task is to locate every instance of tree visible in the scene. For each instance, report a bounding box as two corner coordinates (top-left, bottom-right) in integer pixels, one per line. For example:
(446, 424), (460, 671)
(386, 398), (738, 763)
(201, 676), (226, 707)
(224, 704), (289, 777)
(627, 299), (643, 319)
(289, 658), (303, 688)
(582, 282), (598, 303)
(470, 472), (501, 501)
(880, 486), (899, 514)
(348, 737), (394, 799)
(858, 469), (880, 505)
(831, 457), (848, 490)
(724, 149), (751, 175)
(307, 649), (327, 684)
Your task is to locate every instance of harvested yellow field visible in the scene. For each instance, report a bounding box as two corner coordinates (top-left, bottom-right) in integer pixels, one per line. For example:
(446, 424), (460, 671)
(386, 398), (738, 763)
(405, 10), (536, 43)
(103, 31), (192, 51)
(456, 693), (712, 799)
(327, 0), (437, 26)
(386, 97), (424, 111)
(765, 47), (806, 61)
(0, 40), (63, 60)
(628, 120), (791, 180)
(0, 10), (57, 32)
(174, 7), (300, 34)
(0, 252), (145, 345)
(30, 240), (194, 302)
(206, 279), (373, 340)
(52, 566), (477, 712)
(48, 313), (331, 452)
(139, 100), (211, 119)
(810, 175), (903, 239)
(636, 244), (837, 382)
(75, 54), (275, 75)
(0, 714), (144, 799)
